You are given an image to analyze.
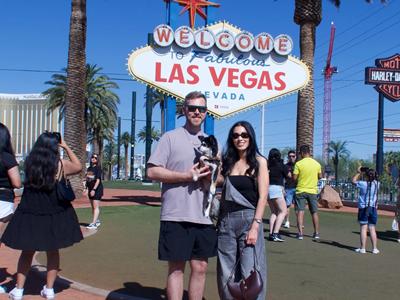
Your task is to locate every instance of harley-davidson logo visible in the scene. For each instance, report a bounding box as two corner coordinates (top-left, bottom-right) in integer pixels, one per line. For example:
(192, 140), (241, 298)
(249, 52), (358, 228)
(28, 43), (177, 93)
(365, 53), (400, 102)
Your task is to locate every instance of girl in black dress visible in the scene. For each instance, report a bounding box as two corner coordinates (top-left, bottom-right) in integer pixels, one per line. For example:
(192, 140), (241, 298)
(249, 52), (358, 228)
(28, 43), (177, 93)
(3, 132), (82, 300)
(85, 153), (103, 229)
(0, 123), (22, 294)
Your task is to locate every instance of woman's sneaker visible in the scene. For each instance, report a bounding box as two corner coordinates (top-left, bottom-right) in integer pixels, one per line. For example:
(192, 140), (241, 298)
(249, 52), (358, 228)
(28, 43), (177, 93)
(95, 220), (101, 228)
(86, 223), (97, 229)
(355, 248), (366, 254)
(283, 220), (290, 228)
(272, 233), (285, 242)
(8, 287), (23, 300)
(372, 248), (380, 254)
(0, 285), (6, 293)
(40, 285), (55, 299)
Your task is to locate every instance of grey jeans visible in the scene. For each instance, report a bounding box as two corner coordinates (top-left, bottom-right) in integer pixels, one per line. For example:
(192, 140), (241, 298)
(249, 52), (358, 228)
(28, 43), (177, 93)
(217, 209), (267, 300)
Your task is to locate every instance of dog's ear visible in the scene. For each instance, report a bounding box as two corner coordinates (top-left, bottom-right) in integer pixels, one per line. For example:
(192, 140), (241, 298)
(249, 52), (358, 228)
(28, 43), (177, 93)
(208, 135), (219, 157)
(198, 135), (205, 142)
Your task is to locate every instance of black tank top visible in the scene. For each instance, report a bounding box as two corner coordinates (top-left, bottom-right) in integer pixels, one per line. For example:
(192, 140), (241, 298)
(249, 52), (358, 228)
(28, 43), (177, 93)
(228, 175), (259, 207)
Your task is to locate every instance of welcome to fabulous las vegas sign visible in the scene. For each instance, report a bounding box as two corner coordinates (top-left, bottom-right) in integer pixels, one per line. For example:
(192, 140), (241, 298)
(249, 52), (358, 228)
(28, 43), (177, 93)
(127, 21), (310, 119)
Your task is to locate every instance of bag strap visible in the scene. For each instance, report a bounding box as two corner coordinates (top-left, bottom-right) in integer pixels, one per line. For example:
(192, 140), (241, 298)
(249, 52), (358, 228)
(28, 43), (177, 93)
(227, 245), (258, 283)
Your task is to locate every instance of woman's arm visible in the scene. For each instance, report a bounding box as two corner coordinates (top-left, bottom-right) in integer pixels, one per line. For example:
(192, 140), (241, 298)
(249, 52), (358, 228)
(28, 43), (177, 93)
(246, 156), (269, 245)
(59, 139), (82, 176)
(7, 166), (22, 188)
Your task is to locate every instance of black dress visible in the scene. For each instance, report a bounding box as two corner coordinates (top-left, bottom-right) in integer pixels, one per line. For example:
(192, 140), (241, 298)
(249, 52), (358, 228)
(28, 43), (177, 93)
(86, 165), (103, 200)
(1, 185), (83, 251)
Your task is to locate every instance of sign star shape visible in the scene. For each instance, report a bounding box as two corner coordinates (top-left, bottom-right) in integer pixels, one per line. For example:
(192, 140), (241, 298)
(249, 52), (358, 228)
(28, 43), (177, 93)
(174, 0), (220, 28)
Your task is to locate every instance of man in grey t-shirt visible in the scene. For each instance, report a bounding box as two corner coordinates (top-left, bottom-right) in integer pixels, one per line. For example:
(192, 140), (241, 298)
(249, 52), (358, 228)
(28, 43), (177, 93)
(147, 91), (217, 300)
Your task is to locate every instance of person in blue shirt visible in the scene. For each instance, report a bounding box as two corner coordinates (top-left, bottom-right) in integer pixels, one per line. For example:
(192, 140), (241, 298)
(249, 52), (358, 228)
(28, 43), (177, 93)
(352, 167), (380, 254)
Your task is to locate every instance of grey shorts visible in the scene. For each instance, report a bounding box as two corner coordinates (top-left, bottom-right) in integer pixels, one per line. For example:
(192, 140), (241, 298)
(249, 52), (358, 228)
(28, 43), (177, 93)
(295, 192), (318, 213)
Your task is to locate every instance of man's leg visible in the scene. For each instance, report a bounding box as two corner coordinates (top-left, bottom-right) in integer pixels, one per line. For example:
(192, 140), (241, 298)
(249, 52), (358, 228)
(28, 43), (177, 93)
(188, 259), (208, 300)
(311, 212), (319, 234)
(167, 261), (186, 300)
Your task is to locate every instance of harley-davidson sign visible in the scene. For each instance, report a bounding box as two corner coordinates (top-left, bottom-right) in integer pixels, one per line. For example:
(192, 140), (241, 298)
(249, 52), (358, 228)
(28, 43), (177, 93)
(127, 21), (310, 118)
(365, 53), (400, 102)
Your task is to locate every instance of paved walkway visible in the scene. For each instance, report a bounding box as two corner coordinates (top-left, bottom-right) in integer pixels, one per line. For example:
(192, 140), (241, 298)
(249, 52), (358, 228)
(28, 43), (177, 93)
(0, 188), (394, 299)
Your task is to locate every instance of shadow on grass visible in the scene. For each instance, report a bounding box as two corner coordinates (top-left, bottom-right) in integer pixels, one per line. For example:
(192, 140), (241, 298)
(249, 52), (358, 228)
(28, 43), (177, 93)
(106, 282), (199, 300)
(376, 230), (399, 242)
(101, 195), (161, 207)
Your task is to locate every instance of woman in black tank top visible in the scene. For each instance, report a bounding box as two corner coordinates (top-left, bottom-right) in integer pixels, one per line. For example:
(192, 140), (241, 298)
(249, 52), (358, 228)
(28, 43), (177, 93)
(216, 121), (269, 300)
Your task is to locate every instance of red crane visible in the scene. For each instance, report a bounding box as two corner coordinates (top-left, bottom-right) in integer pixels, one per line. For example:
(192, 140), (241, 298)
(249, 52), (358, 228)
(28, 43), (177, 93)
(322, 22), (337, 169)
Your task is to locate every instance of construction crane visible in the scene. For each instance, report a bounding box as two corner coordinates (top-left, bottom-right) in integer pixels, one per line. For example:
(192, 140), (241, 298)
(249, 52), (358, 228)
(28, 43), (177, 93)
(322, 22), (337, 170)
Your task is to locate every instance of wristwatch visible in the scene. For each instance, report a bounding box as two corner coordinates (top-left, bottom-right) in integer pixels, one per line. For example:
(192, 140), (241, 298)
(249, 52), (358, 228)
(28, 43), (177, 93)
(253, 218), (262, 224)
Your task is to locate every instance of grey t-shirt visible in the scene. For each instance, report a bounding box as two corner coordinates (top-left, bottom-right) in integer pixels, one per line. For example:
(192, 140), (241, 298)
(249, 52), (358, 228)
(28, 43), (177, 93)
(148, 127), (212, 225)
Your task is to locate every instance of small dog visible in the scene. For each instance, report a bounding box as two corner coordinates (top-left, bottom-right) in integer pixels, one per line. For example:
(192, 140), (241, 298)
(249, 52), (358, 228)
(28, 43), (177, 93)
(195, 135), (220, 217)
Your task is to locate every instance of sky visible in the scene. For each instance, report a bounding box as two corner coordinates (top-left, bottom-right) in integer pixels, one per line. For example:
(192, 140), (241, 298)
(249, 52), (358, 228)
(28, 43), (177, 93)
(1, 0), (400, 160)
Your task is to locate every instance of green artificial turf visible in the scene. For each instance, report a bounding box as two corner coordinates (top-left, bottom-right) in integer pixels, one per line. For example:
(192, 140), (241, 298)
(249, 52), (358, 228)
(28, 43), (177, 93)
(38, 206), (399, 300)
(102, 180), (161, 191)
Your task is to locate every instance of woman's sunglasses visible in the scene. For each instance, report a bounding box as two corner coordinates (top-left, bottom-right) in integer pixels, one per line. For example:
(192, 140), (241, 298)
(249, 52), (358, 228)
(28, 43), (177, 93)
(186, 105), (207, 113)
(232, 132), (250, 139)
(91, 156), (98, 160)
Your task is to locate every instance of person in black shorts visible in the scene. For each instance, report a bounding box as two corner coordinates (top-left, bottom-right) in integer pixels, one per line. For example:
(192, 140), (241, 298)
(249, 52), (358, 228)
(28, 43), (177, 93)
(147, 91), (216, 300)
(85, 154), (103, 229)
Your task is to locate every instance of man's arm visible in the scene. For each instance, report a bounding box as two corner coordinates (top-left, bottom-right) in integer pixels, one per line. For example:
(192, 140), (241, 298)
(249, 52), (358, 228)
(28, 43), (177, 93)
(147, 163), (210, 184)
(352, 168), (361, 184)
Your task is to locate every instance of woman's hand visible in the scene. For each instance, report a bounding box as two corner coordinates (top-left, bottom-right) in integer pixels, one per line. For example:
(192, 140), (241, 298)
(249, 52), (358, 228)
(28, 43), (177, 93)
(90, 190), (95, 197)
(245, 224), (259, 245)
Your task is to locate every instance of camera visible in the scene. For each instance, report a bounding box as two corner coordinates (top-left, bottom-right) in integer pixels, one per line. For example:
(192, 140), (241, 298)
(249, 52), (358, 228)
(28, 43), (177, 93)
(360, 167), (370, 173)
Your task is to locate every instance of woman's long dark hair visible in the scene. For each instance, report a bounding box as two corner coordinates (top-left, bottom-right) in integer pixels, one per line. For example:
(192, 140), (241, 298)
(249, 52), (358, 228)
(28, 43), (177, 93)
(0, 123), (15, 156)
(222, 121), (261, 177)
(268, 148), (283, 168)
(89, 153), (101, 168)
(24, 132), (60, 190)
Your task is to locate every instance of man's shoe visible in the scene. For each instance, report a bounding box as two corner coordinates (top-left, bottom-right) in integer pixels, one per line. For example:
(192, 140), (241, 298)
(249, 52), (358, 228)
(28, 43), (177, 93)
(272, 234), (285, 242)
(283, 221), (290, 228)
(372, 248), (380, 254)
(312, 233), (320, 240)
(355, 248), (366, 254)
(8, 287), (23, 300)
(268, 234), (274, 241)
(86, 223), (97, 229)
(296, 234), (303, 240)
(40, 286), (55, 299)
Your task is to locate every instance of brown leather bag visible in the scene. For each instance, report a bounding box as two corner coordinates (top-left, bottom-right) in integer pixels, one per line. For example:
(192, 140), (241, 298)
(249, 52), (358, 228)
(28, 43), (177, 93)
(227, 246), (263, 300)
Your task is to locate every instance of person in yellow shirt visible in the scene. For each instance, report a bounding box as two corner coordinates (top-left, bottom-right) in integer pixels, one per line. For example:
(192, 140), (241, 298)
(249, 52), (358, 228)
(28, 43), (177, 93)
(293, 145), (322, 240)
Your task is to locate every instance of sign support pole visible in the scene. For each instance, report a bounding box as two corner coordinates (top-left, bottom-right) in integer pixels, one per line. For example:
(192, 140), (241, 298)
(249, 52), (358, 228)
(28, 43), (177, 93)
(204, 6), (215, 136)
(376, 92), (384, 175)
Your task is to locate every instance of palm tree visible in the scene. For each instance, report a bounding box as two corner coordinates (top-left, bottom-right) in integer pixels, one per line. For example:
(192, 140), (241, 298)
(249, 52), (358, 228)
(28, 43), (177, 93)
(328, 140), (350, 183)
(120, 132), (131, 179)
(147, 88), (166, 133)
(63, 0), (87, 195)
(44, 64), (119, 156)
(294, 0), (385, 154)
(137, 126), (161, 148)
(103, 141), (116, 181)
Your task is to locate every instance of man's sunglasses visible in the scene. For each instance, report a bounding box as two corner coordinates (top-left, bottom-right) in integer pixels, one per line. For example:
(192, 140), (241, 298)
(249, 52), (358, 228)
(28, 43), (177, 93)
(232, 132), (250, 139)
(289, 155), (296, 158)
(186, 105), (207, 113)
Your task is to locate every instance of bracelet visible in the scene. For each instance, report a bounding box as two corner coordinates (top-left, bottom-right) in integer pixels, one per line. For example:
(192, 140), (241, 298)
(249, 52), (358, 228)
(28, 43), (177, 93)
(253, 218), (262, 224)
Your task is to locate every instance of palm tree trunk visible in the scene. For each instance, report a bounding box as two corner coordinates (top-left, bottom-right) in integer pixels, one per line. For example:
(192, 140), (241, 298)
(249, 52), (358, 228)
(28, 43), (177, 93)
(64, 0), (87, 197)
(296, 22), (316, 154)
(124, 145), (129, 179)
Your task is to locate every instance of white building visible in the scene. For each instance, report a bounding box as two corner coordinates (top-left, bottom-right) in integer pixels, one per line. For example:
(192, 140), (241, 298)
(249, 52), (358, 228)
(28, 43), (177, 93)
(0, 93), (60, 160)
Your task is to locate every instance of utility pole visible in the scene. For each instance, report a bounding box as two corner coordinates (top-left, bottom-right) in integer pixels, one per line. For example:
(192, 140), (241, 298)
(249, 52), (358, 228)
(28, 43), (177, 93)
(130, 91), (136, 180)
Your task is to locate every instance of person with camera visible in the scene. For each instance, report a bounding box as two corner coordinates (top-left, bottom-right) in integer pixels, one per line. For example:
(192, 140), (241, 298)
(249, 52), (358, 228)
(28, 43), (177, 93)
(352, 166), (380, 254)
(2, 132), (83, 299)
